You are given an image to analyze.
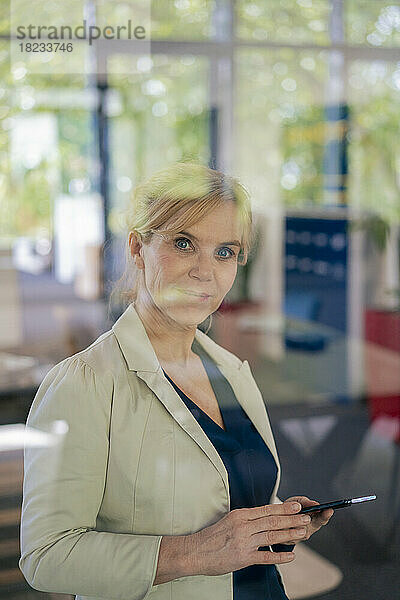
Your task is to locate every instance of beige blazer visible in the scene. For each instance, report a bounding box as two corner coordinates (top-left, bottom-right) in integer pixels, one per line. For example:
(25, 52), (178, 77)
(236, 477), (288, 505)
(19, 302), (284, 600)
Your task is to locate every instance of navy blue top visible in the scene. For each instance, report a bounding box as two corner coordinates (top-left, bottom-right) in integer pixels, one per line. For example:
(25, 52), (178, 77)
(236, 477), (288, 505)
(162, 338), (291, 600)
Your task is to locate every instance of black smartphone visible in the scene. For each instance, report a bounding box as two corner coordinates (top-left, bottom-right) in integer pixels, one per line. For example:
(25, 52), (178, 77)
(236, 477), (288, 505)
(299, 495), (376, 514)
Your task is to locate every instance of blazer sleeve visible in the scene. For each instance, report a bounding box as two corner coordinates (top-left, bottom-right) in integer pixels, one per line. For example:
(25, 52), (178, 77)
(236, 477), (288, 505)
(19, 356), (163, 600)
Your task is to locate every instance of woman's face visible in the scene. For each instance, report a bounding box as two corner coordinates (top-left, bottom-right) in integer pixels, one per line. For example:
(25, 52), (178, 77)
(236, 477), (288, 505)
(133, 201), (244, 327)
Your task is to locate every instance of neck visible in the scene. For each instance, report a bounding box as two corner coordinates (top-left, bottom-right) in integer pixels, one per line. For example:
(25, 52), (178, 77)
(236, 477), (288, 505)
(133, 292), (200, 370)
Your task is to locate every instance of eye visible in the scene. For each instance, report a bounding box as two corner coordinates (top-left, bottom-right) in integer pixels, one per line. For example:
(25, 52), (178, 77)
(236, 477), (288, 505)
(173, 237), (237, 260)
(217, 247), (235, 260)
(174, 237), (193, 251)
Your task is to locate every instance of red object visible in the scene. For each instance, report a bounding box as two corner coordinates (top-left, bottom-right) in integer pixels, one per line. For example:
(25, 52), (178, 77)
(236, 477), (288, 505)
(368, 397), (400, 443)
(365, 309), (400, 353)
(365, 309), (400, 443)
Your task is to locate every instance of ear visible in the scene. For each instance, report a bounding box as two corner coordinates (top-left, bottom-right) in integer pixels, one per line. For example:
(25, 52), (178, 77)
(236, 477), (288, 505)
(128, 231), (144, 269)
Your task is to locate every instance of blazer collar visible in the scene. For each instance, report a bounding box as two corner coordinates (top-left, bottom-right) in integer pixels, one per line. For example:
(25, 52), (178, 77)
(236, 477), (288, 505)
(111, 302), (242, 373)
(112, 302), (281, 503)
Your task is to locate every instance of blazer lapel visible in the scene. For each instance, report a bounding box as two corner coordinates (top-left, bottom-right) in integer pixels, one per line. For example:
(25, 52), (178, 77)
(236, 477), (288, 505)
(134, 368), (231, 497)
(112, 303), (281, 500)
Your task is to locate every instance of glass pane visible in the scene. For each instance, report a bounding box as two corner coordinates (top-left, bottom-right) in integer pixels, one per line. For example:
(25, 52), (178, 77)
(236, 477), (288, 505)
(0, 51), (101, 288)
(235, 48), (329, 211)
(95, 0), (150, 29)
(105, 53), (210, 310)
(0, 0), (10, 35)
(346, 1), (400, 47)
(348, 59), (400, 225)
(96, 0), (215, 40)
(11, 0), (86, 24)
(150, 0), (215, 40)
(106, 53), (210, 238)
(236, 0), (331, 45)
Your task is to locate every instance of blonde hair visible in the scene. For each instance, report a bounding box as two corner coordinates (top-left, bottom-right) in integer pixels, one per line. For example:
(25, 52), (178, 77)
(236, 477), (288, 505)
(108, 162), (254, 320)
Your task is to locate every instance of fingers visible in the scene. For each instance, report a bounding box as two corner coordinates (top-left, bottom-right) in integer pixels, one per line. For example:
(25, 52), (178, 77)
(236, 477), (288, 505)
(285, 496), (319, 510)
(286, 496), (334, 522)
(249, 513), (311, 536)
(252, 526), (307, 548)
(254, 549), (295, 565)
(315, 507), (334, 520)
(285, 497), (334, 526)
(312, 508), (334, 526)
(285, 496), (310, 503)
(248, 501), (302, 521)
(244, 503), (310, 538)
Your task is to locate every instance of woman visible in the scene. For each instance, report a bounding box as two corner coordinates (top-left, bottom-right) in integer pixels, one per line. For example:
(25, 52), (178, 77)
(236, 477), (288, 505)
(19, 162), (333, 600)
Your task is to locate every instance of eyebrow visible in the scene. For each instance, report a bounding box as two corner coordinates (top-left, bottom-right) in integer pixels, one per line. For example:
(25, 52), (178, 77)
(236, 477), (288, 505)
(177, 231), (242, 248)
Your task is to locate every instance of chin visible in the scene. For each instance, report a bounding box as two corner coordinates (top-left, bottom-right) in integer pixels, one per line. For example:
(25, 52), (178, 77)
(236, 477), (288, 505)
(166, 304), (212, 327)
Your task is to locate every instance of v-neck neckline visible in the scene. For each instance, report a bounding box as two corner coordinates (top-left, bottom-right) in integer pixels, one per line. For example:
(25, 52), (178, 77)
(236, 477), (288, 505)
(162, 368), (228, 432)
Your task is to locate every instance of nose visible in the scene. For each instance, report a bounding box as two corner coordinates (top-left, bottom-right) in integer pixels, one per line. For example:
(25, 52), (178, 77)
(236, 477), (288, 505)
(189, 252), (213, 281)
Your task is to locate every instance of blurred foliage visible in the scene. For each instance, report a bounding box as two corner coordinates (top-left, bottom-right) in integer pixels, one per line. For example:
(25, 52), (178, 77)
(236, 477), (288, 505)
(150, 0), (214, 40)
(347, 60), (400, 246)
(106, 53), (210, 235)
(1, 0), (400, 248)
(2, 157), (53, 235)
(281, 105), (325, 207)
(94, 0), (214, 39)
(235, 47), (329, 209)
(346, 0), (400, 47)
(236, 0), (331, 45)
(0, 0), (9, 36)
(349, 213), (392, 251)
(58, 110), (94, 193)
(0, 57), (92, 238)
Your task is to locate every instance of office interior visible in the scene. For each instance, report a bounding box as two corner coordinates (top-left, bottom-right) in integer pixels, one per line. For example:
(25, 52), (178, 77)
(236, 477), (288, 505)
(0, 1), (400, 598)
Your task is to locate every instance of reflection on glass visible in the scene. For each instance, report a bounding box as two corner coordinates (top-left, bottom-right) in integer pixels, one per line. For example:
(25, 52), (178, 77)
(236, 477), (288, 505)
(236, 0), (331, 45)
(346, 1), (400, 47)
(235, 48), (329, 210)
(348, 59), (400, 225)
(107, 54), (210, 236)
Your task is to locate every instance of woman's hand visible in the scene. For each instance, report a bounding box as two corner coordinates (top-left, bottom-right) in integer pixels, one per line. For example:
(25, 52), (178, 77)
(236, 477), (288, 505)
(185, 501), (311, 578)
(283, 496), (334, 544)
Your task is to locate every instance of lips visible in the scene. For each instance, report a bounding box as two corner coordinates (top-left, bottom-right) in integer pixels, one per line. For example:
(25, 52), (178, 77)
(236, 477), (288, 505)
(186, 290), (212, 298)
